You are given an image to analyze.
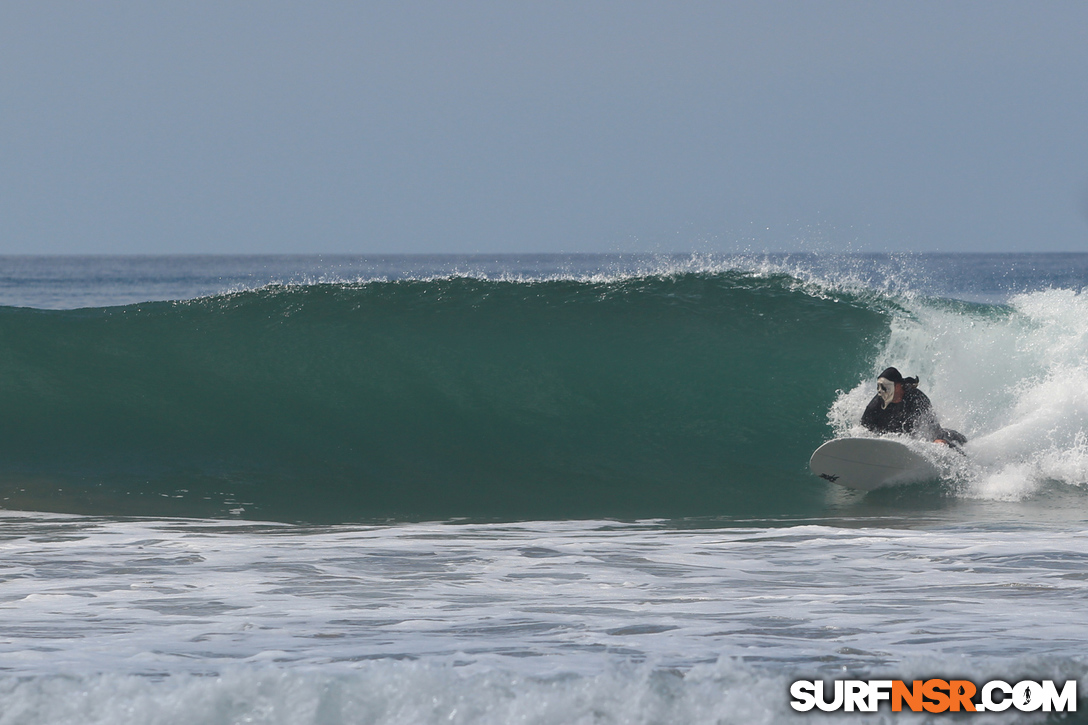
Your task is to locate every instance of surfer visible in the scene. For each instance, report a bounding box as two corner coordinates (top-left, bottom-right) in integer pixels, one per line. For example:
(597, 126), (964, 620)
(861, 367), (967, 447)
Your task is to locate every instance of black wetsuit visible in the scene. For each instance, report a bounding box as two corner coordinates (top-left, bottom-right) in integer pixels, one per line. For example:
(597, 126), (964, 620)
(861, 387), (943, 439)
(861, 386), (968, 446)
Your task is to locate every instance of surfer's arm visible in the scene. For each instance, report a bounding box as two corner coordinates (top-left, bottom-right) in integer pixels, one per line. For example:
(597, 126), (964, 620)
(904, 391), (942, 440)
(909, 396), (966, 446)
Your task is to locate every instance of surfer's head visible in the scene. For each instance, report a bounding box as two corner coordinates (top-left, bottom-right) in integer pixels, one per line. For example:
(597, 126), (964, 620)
(876, 367), (904, 409)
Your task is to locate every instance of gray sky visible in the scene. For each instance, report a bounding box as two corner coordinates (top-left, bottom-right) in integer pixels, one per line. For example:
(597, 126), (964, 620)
(2, 2), (1087, 254)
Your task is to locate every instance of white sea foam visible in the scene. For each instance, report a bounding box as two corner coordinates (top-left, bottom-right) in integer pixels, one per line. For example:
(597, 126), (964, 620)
(830, 288), (1088, 500)
(3, 515), (1087, 669)
(2, 513), (1087, 723)
(4, 655), (1083, 725)
(0, 660), (797, 725)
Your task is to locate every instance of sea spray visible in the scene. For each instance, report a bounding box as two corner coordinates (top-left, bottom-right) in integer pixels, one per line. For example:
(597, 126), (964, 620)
(831, 288), (1088, 501)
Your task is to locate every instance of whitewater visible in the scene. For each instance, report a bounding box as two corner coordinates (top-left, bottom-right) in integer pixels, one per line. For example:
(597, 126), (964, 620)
(0, 254), (1086, 724)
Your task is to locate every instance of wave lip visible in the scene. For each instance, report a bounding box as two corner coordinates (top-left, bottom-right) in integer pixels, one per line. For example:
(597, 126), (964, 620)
(4, 252), (1086, 310)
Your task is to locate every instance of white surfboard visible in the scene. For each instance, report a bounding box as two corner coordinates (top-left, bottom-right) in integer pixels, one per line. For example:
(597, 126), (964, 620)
(809, 437), (942, 491)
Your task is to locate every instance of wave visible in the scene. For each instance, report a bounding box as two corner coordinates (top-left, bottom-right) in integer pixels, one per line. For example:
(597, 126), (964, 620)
(0, 272), (884, 521)
(0, 267), (1085, 522)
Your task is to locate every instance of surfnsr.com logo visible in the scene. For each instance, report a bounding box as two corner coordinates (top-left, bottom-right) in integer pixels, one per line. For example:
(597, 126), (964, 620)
(790, 679), (1077, 713)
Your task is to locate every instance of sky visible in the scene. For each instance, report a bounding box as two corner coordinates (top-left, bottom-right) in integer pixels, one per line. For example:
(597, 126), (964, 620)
(2, 2), (1087, 255)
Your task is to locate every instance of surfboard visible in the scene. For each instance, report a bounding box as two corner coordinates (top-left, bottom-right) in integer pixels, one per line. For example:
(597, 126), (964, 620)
(809, 437), (942, 491)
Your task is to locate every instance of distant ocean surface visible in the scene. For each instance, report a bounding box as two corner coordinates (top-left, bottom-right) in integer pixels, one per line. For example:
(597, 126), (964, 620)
(1, 253), (1087, 723)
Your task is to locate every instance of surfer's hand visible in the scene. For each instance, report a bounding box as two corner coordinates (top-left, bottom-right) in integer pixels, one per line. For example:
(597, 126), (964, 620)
(933, 438), (948, 446)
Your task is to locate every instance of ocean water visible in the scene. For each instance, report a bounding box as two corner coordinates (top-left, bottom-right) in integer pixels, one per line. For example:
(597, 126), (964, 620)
(1, 253), (1086, 723)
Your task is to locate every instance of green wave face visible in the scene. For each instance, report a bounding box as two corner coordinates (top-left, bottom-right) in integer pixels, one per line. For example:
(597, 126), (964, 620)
(0, 273), (887, 522)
